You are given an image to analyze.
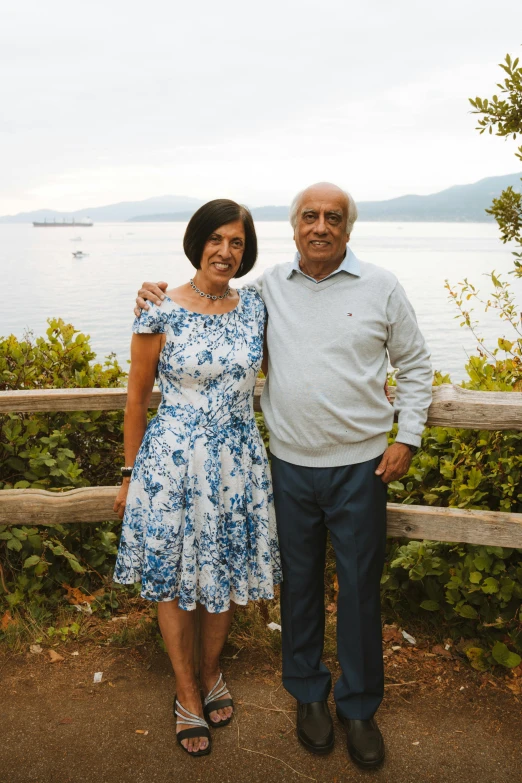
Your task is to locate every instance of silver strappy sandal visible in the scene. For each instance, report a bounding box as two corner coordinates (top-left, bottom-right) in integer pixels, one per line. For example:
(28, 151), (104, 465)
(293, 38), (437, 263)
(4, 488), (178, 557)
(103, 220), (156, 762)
(174, 697), (211, 756)
(203, 673), (234, 728)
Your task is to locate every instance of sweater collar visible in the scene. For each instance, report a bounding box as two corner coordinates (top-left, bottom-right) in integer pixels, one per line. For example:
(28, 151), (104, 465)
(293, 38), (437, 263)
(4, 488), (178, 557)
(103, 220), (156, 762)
(287, 246), (361, 282)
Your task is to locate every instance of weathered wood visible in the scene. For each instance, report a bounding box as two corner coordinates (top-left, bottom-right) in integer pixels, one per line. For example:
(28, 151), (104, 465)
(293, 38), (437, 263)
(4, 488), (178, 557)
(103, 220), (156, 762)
(0, 387), (160, 413)
(425, 384), (522, 430)
(2, 487), (521, 548)
(1, 383), (521, 430)
(0, 487), (120, 525)
(386, 503), (522, 548)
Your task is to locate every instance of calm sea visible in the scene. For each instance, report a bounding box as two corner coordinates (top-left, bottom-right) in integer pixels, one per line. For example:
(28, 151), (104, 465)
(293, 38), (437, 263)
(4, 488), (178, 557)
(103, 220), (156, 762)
(2, 221), (520, 383)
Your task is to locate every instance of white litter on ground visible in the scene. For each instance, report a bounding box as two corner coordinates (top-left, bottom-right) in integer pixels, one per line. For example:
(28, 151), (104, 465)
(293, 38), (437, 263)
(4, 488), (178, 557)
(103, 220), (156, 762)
(402, 630), (416, 645)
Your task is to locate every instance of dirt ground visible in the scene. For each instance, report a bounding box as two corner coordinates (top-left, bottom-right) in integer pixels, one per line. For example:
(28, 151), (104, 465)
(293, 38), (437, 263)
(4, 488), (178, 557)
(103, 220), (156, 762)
(1, 630), (521, 783)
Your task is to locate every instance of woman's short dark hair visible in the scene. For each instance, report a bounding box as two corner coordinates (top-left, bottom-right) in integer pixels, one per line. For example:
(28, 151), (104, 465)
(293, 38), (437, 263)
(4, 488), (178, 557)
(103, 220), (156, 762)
(183, 199), (257, 279)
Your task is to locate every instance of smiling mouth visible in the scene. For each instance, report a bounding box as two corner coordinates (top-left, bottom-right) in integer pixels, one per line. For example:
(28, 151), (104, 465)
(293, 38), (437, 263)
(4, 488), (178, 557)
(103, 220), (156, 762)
(310, 241), (330, 247)
(213, 262), (232, 271)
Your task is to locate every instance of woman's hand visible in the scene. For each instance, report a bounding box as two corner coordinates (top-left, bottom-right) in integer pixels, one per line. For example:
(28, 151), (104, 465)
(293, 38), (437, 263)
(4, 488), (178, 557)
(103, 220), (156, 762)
(113, 479), (131, 519)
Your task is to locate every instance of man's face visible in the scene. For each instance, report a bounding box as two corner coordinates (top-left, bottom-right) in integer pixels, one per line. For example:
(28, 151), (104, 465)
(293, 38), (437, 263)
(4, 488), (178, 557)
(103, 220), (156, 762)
(293, 186), (349, 267)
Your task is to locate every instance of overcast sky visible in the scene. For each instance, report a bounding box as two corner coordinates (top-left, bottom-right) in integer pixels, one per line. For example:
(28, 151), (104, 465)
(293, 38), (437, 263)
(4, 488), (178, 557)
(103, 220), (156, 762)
(1, 0), (522, 214)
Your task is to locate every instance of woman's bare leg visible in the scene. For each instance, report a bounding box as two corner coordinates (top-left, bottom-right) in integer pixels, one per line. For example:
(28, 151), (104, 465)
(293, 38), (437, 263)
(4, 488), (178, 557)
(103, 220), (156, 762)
(199, 602), (236, 724)
(157, 598), (208, 753)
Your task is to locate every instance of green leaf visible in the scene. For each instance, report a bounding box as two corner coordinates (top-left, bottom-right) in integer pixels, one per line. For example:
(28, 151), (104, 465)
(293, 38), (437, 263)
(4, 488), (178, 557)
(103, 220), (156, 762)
(498, 338), (513, 352)
(11, 528), (27, 540)
(68, 558), (86, 574)
(23, 555), (41, 568)
(469, 571), (482, 584)
(481, 577), (499, 594)
(420, 600), (440, 611)
(458, 604), (478, 619)
(466, 467), (482, 489)
(491, 642), (522, 668)
(474, 555), (490, 571)
(466, 647), (489, 671)
(388, 481), (404, 491)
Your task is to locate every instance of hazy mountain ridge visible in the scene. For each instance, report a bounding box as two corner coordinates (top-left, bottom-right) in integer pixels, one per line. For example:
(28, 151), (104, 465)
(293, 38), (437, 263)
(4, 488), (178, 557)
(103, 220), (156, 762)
(1, 174), (520, 224)
(0, 195), (204, 224)
(128, 205), (290, 222)
(357, 172), (522, 222)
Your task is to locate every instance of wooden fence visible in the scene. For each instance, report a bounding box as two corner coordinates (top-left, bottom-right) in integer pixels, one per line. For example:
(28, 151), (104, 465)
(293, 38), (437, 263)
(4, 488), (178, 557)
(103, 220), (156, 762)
(1, 382), (522, 547)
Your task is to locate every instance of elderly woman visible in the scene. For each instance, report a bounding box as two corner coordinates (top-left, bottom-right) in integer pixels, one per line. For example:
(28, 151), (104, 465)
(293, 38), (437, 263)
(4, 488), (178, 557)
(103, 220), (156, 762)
(113, 199), (281, 757)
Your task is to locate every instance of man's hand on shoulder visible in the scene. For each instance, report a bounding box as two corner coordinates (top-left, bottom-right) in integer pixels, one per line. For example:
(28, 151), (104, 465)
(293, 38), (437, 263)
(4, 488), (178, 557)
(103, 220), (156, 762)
(134, 281), (169, 317)
(375, 442), (413, 483)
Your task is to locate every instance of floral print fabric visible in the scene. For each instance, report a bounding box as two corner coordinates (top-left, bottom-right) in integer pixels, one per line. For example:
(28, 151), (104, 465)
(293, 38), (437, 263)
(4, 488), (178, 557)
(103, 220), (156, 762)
(113, 287), (281, 612)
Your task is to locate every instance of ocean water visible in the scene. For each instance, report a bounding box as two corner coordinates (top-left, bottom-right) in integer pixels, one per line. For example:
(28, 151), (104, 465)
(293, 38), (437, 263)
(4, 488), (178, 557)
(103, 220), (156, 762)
(2, 221), (520, 383)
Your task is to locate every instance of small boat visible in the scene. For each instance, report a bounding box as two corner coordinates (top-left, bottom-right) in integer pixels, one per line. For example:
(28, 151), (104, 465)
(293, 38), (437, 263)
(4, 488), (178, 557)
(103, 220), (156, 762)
(72, 251), (88, 258)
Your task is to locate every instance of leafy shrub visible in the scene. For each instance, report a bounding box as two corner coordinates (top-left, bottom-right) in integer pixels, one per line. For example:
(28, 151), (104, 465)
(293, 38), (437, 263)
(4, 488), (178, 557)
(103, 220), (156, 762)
(381, 369), (522, 665)
(381, 539), (522, 668)
(0, 319), (129, 615)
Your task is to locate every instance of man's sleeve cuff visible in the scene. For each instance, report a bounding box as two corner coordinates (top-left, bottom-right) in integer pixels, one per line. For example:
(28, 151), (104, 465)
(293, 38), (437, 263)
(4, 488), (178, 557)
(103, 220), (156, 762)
(395, 430), (422, 448)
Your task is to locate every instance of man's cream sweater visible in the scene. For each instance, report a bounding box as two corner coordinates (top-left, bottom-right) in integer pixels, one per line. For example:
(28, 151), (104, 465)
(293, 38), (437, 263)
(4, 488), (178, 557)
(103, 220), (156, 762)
(252, 248), (433, 468)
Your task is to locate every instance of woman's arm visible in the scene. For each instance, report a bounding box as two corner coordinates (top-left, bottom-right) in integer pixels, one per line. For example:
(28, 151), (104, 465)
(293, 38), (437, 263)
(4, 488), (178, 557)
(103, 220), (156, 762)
(113, 332), (163, 518)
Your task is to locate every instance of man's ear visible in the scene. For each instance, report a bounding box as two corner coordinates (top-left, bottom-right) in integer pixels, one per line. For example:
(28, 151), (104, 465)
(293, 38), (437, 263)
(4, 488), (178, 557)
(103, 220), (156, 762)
(346, 233), (351, 243)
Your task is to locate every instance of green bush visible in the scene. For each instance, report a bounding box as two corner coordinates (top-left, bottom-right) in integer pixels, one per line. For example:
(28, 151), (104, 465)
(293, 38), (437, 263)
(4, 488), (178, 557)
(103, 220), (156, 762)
(381, 363), (522, 666)
(0, 319), (129, 616)
(381, 539), (522, 668)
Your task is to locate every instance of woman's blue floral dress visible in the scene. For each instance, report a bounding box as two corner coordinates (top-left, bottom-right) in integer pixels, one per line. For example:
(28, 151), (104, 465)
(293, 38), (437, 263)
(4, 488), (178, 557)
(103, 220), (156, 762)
(113, 287), (281, 613)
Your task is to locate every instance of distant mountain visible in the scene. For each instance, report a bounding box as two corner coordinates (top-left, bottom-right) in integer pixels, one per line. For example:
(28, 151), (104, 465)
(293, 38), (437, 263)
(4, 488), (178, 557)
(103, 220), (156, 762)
(126, 173), (522, 224)
(0, 195), (204, 224)
(128, 211), (196, 223)
(1, 174), (520, 224)
(128, 205), (290, 222)
(357, 172), (522, 222)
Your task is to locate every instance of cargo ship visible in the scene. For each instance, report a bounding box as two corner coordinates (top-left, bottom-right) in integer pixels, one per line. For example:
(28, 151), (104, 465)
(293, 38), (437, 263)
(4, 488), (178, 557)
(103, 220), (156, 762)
(33, 218), (93, 227)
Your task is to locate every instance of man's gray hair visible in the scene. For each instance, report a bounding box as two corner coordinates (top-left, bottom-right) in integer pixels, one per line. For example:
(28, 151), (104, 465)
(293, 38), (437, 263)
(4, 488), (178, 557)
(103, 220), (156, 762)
(289, 185), (358, 235)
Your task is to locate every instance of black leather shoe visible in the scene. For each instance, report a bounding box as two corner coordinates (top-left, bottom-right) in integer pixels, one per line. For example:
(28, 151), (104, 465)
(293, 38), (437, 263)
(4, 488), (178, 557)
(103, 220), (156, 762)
(336, 712), (385, 768)
(296, 701), (334, 755)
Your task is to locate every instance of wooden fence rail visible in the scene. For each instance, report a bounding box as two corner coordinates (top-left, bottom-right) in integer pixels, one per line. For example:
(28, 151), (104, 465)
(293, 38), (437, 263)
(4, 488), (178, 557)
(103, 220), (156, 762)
(1, 384), (522, 548)
(2, 382), (522, 429)
(1, 486), (521, 548)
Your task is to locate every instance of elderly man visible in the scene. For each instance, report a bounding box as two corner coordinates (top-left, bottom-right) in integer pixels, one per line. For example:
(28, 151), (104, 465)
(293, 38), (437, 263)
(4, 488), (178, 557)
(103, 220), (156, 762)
(135, 183), (432, 769)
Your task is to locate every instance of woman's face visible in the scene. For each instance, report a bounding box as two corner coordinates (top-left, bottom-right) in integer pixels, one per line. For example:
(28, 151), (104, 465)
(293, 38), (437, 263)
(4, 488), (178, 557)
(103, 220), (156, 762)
(198, 219), (245, 285)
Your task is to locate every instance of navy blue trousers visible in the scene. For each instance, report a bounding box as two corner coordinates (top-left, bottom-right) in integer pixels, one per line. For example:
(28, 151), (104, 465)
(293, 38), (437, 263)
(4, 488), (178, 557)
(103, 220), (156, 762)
(271, 453), (387, 720)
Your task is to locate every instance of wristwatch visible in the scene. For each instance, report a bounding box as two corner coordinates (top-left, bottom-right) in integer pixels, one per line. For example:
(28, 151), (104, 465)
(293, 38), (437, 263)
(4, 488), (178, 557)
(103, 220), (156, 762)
(397, 442), (419, 455)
